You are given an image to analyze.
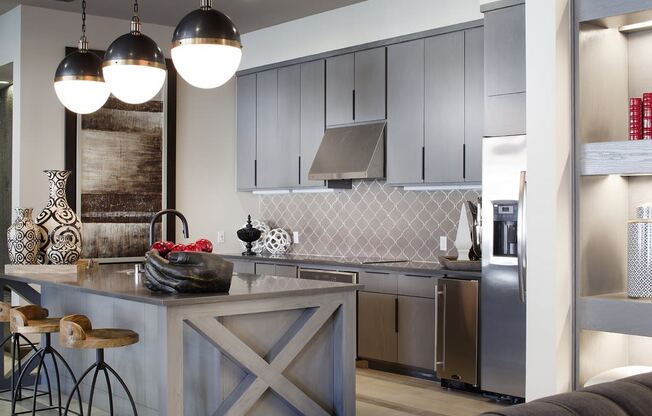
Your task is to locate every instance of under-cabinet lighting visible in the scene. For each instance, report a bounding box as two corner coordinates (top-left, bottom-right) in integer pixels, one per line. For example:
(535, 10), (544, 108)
(403, 184), (482, 192)
(291, 188), (339, 194)
(252, 189), (291, 195)
(0, 81), (9, 84)
(619, 20), (652, 33)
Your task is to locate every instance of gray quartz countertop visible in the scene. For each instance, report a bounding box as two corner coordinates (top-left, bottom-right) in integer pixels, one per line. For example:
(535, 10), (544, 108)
(1, 264), (360, 306)
(219, 253), (481, 279)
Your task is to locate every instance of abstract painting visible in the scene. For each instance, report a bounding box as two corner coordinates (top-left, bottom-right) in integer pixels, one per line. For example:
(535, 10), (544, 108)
(65, 49), (177, 261)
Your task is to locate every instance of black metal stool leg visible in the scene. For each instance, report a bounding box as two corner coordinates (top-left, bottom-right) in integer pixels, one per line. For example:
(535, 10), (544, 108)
(3, 332), (51, 404)
(63, 364), (96, 416)
(30, 350), (46, 415)
(101, 368), (114, 416)
(104, 363), (138, 416)
(50, 347), (84, 416)
(11, 346), (42, 415)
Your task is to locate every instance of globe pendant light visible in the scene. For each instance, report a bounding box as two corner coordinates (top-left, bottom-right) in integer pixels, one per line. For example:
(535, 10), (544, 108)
(102, 0), (167, 104)
(54, 0), (110, 114)
(171, 0), (242, 89)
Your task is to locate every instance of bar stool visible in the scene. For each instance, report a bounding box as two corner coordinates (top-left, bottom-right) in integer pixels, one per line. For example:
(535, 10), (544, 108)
(0, 302), (51, 403)
(60, 315), (139, 416)
(10, 305), (83, 416)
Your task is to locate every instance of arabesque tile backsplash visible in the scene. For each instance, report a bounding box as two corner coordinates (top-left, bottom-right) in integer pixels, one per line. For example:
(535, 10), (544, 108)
(259, 180), (480, 262)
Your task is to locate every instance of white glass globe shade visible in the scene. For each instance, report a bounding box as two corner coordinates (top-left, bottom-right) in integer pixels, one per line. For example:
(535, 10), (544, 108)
(102, 64), (167, 104)
(54, 79), (110, 114)
(171, 44), (242, 89)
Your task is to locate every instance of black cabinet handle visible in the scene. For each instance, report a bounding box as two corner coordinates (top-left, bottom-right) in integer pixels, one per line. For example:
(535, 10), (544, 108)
(395, 297), (399, 333)
(463, 144), (466, 180)
(352, 90), (356, 121)
(298, 156), (302, 184)
(422, 146), (425, 181)
(254, 159), (257, 187)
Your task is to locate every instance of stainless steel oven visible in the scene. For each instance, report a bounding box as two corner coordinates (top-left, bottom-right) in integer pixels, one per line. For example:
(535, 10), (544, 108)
(298, 268), (358, 284)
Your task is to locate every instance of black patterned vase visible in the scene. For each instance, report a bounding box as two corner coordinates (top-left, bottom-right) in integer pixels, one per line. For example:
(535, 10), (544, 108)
(35, 170), (82, 264)
(7, 208), (40, 265)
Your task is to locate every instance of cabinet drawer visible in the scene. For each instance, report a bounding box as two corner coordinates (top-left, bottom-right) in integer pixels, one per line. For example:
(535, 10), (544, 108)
(233, 261), (255, 275)
(359, 271), (398, 294)
(398, 274), (436, 298)
(275, 265), (298, 278)
(255, 263), (276, 276)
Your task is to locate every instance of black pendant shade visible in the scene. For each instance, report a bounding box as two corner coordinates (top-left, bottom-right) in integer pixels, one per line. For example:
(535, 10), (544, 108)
(54, 50), (104, 82)
(172, 7), (241, 48)
(103, 32), (167, 70)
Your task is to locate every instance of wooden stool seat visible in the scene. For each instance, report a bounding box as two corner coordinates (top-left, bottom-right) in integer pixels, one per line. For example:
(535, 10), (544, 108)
(10, 305), (61, 334)
(60, 315), (139, 350)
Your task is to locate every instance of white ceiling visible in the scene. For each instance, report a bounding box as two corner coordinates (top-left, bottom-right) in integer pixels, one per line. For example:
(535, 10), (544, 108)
(0, 0), (366, 33)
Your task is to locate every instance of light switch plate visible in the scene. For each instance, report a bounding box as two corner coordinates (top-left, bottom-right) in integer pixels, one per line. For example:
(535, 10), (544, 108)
(292, 231), (300, 244)
(439, 236), (448, 251)
(217, 231), (225, 244)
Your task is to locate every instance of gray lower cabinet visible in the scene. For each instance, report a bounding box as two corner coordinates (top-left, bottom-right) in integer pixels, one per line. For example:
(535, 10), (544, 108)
(236, 74), (257, 190)
(357, 291), (398, 363)
(354, 47), (386, 123)
(299, 60), (326, 187)
(387, 39), (425, 185)
(397, 295), (435, 370)
(483, 3), (526, 136)
(326, 54), (355, 126)
(255, 262), (276, 276)
(425, 31), (465, 183)
(255, 69), (280, 189)
(232, 260), (255, 274)
(464, 27), (484, 182)
(254, 263), (298, 278)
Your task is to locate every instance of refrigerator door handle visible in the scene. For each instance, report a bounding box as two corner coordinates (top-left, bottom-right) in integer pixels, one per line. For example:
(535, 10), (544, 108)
(435, 283), (446, 373)
(517, 171), (527, 303)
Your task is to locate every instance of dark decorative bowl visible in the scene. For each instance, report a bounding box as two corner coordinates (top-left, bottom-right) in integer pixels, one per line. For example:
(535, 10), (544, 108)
(438, 256), (481, 272)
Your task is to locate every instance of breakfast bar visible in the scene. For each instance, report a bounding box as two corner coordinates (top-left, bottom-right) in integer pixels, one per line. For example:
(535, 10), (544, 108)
(1, 265), (359, 416)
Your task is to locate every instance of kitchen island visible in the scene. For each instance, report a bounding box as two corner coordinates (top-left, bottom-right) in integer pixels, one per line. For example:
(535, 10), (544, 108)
(1, 264), (359, 416)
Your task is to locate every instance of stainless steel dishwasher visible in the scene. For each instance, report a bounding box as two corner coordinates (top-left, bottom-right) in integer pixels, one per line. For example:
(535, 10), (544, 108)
(435, 278), (479, 386)
(298, 268), (358, 284)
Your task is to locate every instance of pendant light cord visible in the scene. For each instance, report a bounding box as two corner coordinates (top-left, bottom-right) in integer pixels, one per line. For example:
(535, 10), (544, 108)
(78, 0), (88, 52)
(130, 0), (141, 34)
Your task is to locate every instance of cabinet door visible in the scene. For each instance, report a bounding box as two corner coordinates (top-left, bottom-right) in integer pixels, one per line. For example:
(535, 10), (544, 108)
(464, 27), (484, 183)
(354, 47), (386, 123)
(326, 54), (355, 126)
(255, 263), (276, 276)
(425, 32), (465, 183)
(387, 39), (425, 185)
(256, 69), (279, 189)
(397, 295), (435, 370)
(357, 292), (398, 363)
(236, 74), (257, 190)
(277, 65), (301, 188)
(300, 60), (326, 187)
(484, 4), (526, 96)
(275, 265), (298, 278)
(233, 261), (255, 274)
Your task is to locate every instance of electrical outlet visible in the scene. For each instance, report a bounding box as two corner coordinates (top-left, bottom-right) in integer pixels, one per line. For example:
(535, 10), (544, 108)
(439, 236), (448, 251)
(217, 231), (225, 244)
(292, 231), (300, 244)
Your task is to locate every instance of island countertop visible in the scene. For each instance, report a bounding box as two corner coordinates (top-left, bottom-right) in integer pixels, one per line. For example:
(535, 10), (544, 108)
(1, 263), (362, 306)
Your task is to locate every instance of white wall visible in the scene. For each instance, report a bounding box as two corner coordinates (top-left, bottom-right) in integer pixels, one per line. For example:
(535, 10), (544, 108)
(525, 0), (574, 400)
(240, 0), (483, 69)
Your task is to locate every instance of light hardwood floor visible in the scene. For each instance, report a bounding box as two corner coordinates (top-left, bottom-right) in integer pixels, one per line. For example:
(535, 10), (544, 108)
(0, 367), (505, 415)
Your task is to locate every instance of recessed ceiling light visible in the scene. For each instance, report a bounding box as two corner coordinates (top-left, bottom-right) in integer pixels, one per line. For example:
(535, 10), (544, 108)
(619, 20), (652, 33)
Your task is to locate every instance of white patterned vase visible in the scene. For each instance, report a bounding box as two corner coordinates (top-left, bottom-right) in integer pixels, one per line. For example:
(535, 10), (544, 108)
(628, 219), (652, 298)
(7, 208), (40, 265)
(47, 235), (81, 265)
(35, 170), (82, 264)
(264, 228), (292, 256)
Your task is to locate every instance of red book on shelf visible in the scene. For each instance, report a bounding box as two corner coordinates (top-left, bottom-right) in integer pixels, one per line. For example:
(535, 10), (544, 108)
(631, 97), (643, 140)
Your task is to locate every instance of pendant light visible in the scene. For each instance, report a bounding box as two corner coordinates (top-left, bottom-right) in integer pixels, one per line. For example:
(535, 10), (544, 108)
(102, 0), (167, 104)
(54, 0), (110, 114)
(171, 0), (242, 89)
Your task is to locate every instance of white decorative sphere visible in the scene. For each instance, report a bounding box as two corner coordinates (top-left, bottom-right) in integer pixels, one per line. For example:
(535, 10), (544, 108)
(239, 219), (270, 254)
(264, 229), (292, 256)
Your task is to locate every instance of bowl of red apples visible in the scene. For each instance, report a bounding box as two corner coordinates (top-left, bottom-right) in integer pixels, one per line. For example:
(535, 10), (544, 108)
(149, 238), (214, 259)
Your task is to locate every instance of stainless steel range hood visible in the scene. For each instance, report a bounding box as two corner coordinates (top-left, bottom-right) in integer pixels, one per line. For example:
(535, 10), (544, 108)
(308, 121), (386, 181)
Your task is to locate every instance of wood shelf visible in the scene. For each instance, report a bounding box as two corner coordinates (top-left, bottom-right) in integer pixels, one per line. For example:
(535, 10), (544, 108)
(581, 140), (652, 176)
(578, 293), (652, 337)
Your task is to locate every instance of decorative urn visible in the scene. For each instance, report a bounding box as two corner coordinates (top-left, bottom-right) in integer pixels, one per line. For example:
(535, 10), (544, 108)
(237, 215), (262, 256)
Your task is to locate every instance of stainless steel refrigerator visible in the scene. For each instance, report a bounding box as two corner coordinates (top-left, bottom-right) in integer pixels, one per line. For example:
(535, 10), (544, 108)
(481, 135), (527, 399)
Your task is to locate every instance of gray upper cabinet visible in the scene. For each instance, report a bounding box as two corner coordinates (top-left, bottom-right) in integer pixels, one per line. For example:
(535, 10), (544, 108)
(255, 69), (280, 189)
(326, 54), (355, 126)
(276, 65), (301, 188)
(387, 39), (425, 185)
(299, 60), (326, 188)
(464, 27), (484, 182)
(236, 74), (257, 190)
(354, 47), (387, 123)
(425, 31), (465, 183)
(484, 4), (525, 96)
(484, 3), (526, 137)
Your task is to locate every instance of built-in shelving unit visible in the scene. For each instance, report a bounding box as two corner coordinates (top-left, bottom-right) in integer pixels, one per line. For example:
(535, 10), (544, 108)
(581, 140), (652, 176)
(578, 293), (652, 337)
